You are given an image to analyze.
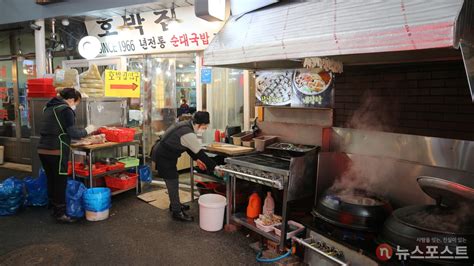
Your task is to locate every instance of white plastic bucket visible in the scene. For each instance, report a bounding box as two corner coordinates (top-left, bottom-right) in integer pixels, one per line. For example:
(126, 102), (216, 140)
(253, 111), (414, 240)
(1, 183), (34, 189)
(198, 194), (227, 232)
(85, 209), (109, 222)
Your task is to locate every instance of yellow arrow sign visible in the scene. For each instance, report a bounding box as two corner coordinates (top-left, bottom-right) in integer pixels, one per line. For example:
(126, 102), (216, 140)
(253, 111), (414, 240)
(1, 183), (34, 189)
(104, 70), (141, 98)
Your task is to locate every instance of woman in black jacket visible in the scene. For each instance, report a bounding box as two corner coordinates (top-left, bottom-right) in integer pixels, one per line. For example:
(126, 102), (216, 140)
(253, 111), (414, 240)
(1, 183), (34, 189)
(37, 88), (96, 223)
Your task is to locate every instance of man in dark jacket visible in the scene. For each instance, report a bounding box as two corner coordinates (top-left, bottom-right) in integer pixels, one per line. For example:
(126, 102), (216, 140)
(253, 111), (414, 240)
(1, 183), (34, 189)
(38, 88), (95, 223)
(152, 111), (216, 222)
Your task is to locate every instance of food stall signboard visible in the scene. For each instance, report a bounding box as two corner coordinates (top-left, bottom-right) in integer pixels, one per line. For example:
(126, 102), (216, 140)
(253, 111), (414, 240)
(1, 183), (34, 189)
(255, 69), (334, 108)
(84, 6), (223, 56)
(104, 70), (140, 98)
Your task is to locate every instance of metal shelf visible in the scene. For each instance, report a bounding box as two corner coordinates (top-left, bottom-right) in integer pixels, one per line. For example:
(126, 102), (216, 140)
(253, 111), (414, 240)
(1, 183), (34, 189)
(74, 166), (137, 179)
(193, 171), (225, 184)
(232, 213), (280, 244)
(111, 186), (137, 196)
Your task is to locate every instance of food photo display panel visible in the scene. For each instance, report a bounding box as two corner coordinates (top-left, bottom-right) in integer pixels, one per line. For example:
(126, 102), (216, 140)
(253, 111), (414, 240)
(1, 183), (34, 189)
(255, 69), (334, 108)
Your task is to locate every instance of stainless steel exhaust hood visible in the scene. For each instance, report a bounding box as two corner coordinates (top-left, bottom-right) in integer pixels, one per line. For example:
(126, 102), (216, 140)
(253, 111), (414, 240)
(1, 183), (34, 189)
(457, 0), (474, 102)
(205, 0), (474, 101)
(204, 0), (465, 67)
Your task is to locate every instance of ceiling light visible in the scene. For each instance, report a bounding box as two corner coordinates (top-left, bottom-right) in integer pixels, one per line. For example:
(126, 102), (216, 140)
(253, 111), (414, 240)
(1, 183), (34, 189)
(178, 64), (184, 68)
(61, 18), (70, 26)
(78, 36), (101, 59)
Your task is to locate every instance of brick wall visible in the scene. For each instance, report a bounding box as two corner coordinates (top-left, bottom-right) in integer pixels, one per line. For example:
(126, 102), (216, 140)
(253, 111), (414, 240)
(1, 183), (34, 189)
(334, 60), (474, 141)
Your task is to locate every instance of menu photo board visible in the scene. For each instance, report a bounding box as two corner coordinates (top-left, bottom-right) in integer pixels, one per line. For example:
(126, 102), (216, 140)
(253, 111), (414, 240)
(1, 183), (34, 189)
(255, 69), (334, 108)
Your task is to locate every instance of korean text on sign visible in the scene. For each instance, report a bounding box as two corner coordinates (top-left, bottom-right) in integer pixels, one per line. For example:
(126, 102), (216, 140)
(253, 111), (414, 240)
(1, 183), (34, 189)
(104, 70), (141, 98)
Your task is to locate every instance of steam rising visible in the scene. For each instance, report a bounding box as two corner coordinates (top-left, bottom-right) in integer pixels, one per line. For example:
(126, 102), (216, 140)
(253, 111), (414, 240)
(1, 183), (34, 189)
(332, 90), (400, 195)
(331, 90), (473, 232)
(345, 90), (400, 132)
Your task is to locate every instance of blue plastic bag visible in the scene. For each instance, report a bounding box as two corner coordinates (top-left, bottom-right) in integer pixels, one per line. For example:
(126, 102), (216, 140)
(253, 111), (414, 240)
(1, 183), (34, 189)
(138, 165), (152, 183)
(0, 177), (25, 216)
(24, 168), (48, 206)
(83, 188), (111, 212)
(66, 180), (87, 218)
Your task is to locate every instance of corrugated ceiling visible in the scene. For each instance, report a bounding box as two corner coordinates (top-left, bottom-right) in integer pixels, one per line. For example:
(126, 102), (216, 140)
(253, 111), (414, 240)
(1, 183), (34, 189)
(204, 0), (465, 66)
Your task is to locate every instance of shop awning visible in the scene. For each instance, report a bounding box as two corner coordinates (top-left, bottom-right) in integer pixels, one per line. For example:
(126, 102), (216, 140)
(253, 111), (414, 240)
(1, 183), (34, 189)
(204, 0), (465, 67)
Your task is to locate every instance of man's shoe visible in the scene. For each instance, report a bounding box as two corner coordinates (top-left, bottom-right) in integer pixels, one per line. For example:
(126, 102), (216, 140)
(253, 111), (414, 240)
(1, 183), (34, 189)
(56, 214), (78, 223)
(169, 203), (190, 212)
(172, 211), (194, 222)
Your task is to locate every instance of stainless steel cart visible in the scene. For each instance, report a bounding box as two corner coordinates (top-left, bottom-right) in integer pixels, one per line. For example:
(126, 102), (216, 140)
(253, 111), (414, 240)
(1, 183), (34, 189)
(71, 141), (140, 196)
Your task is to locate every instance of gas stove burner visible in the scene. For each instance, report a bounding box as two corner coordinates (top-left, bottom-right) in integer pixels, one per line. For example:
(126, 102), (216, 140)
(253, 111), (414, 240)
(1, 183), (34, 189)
(267, 142), (318, 157)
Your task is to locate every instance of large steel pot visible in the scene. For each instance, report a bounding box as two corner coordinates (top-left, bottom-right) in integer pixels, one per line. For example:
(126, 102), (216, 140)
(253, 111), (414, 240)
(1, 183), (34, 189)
(379, 176), (474, 265)
(313, 188), (393, 232)
(379, 205), (474, 265)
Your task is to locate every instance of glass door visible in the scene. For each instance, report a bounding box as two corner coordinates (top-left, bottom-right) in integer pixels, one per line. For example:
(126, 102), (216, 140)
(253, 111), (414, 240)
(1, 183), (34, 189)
(0, 60), (15, 138)
(127, 53), (198, 159)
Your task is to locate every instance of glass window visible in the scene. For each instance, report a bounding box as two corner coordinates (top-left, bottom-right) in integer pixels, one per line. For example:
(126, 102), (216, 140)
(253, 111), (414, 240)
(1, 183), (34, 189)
(18, 59), (35, 138)
(0, 60), (15, 137)
(176, 57), (196, 117)
(126, 57), (145, 128)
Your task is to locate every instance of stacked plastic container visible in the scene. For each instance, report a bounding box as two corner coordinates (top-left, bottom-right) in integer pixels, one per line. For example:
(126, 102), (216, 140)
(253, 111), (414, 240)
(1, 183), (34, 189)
(27, 78), (56, 98)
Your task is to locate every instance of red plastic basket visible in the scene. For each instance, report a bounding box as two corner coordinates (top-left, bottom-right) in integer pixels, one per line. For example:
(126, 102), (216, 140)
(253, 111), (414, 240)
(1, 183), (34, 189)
(67, 162), (83, 175)
(27, 78), (57, 98)
(98, 128), (136, 143)
(96, 162), (126, 171)
(105, 172), (137, 190)
(75, 163), (108, 177)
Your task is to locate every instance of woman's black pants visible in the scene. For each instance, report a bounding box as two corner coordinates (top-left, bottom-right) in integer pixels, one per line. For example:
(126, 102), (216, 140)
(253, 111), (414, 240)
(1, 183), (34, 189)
(39, 154), (67, 216)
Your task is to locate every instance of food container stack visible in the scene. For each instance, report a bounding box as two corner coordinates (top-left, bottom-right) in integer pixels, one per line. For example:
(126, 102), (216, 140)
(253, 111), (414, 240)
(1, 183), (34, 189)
(27, 78), (56, 98)
(255, 214), (282, 232)
(79, 64), (104, 98)
(231, 131), (254, 146)
(253, 136), (278, 152)
(53, 69), (79, 91)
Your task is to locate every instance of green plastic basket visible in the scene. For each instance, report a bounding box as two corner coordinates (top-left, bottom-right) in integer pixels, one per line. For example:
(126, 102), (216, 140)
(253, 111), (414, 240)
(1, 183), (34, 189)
(118, 157), (140, 168)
